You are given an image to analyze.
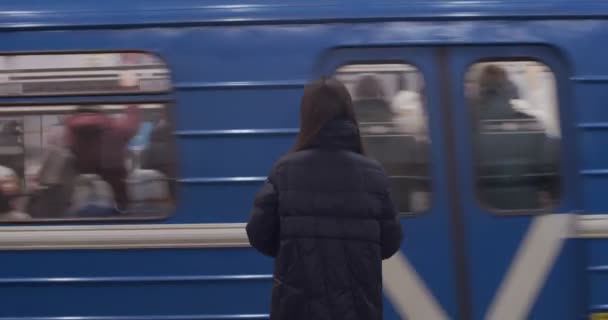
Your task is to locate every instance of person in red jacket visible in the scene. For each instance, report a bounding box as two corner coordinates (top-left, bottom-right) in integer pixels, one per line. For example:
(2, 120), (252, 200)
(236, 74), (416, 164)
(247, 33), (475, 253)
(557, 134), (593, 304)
(64, 105), (141, 211)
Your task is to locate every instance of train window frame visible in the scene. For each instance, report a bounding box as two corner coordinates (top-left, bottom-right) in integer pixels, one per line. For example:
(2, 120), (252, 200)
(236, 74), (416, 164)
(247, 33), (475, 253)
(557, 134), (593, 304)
(0, 50), (172, 98)
(0, 49), (178, 224)
(332, 60), (433, 217)
(465, 58), (562, 215)
(0, 101), (179, 224)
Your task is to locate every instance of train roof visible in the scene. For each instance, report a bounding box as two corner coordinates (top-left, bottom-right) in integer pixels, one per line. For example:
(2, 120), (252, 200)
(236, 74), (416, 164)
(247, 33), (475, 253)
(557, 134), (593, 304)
(0, 0), (607, 30)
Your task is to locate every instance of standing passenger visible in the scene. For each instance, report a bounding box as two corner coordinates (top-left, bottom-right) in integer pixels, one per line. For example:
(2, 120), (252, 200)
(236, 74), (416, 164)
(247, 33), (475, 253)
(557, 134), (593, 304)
(64, 105), (141, 210)
(247, 78), (403, 320)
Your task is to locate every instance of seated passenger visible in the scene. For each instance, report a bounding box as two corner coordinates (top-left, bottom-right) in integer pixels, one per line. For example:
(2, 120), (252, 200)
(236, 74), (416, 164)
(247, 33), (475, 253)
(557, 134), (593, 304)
(353, 75), (396, 167)
(0, 210), (29, 221)
(0, 197), (29, 221)
(68, 174), (117, 217)
(476, 65), (524, 121)
(26, 147), (77, 218)
(354, 75), (421, 212)
(0, 165), (29, 221)
(474, 65), (552, 210)
(353, 75), (393, 123)
(0, 165), (19, 199)
(64, 105), (141, 210)
(127, 169), (171, 215)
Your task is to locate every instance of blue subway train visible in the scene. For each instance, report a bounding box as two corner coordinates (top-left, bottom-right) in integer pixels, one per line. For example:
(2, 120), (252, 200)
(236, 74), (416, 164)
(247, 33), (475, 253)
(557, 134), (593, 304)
(0, 0), (607, 319)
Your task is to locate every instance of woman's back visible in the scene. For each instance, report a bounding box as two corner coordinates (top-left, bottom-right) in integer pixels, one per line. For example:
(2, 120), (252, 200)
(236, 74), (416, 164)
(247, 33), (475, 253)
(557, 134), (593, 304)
(247, 79), (402, 320)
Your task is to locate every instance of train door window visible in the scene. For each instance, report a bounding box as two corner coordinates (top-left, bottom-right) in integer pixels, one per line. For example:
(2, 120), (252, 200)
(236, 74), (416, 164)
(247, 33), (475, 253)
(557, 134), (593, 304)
(466, 61), (560, 211)
(0, 52), (176, 222)
(334, 63), (431, 214)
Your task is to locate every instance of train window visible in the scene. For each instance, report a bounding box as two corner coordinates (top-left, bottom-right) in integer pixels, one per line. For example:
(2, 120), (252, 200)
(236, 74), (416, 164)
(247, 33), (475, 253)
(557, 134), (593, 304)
(0, 52), (170, 96)
(466, 61), (560, 211)
(0, 104), (176, 222)
(334, 63), (431, 214)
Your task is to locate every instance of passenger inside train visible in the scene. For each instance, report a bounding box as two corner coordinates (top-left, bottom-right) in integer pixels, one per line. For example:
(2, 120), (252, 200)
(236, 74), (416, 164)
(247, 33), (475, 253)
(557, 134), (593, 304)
(335, 64), (431, 214)
(469, 63), (560, 210)
(0, 52), (177, 221)
(0, 103), (175, 221)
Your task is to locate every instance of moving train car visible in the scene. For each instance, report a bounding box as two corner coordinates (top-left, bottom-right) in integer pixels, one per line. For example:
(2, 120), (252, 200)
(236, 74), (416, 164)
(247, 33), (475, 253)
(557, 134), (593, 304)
(0, 0), (607, 319)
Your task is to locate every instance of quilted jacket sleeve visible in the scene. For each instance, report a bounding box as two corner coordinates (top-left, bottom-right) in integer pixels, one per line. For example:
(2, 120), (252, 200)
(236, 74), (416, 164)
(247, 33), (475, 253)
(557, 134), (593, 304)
(379, 187), (403, 259)
(246, 172), (280, 257)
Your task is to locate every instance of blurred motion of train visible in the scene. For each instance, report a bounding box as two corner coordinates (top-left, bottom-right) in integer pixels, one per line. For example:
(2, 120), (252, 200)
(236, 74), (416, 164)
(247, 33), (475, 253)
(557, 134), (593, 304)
(0, 0), (607, 319)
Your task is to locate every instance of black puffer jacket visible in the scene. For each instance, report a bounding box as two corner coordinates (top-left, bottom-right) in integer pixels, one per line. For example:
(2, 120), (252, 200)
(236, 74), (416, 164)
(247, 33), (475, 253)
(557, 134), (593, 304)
(247, 118), (403, 320)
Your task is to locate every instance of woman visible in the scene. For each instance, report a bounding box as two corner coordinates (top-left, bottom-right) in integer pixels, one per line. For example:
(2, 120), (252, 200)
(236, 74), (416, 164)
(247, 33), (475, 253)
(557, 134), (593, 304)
(247, 78), (403, 320)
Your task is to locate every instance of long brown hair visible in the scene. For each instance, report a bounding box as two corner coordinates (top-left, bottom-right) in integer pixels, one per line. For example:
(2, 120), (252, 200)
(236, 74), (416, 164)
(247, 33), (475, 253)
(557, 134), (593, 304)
(292, 78), (364, 153)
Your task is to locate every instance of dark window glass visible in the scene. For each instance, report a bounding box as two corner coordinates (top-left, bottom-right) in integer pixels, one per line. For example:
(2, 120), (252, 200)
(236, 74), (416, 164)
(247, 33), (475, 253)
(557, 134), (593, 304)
(335, 64), (431, 214)
(0, 104), (176, 221)
(466, 61), (560, 211)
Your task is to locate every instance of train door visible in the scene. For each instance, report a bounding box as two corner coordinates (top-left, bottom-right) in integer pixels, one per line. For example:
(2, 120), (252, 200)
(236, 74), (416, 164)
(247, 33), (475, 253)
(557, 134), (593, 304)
(322, 47), (460, 319)
(446, 45), (583, 320)
(321, 45), (583, 320)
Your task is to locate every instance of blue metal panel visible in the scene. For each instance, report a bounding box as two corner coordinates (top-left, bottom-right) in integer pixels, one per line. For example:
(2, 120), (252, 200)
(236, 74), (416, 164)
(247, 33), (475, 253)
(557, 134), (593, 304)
(0, 280), (271, 316)
(447, 45), (581, 319)
(529, 239), (587, 319)
(0, 2), (600, 319)
(587, 240), (608, 314)
(0, 0), (607, 30)
(580, 131), (608, 172)
(175, 183), (261, 223)
(178, 135), (293, 177)
(176, 129), (298, 137)
(574, 84), (608, 123)
(319, 46), (459, 319)
(0, 249), (273, 277)
(581, 176), (608, 212)
(0, 274), (273, 284)
(0, 249), (273, 318)
(577, 79), (608, 212)
(174, 89), (302, 130)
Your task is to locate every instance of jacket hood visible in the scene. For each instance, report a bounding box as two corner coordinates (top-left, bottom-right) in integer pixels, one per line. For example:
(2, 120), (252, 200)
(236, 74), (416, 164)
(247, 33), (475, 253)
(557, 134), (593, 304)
(307, 118), (362, 153)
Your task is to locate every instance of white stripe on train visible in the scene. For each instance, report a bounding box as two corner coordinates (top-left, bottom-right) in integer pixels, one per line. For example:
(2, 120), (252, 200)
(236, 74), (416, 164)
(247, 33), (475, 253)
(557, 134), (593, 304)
(382, 214), (577, 320)
(485, 214), (575, 320)
(1, 214), (605, 319)
(383, 252), (450, 319)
